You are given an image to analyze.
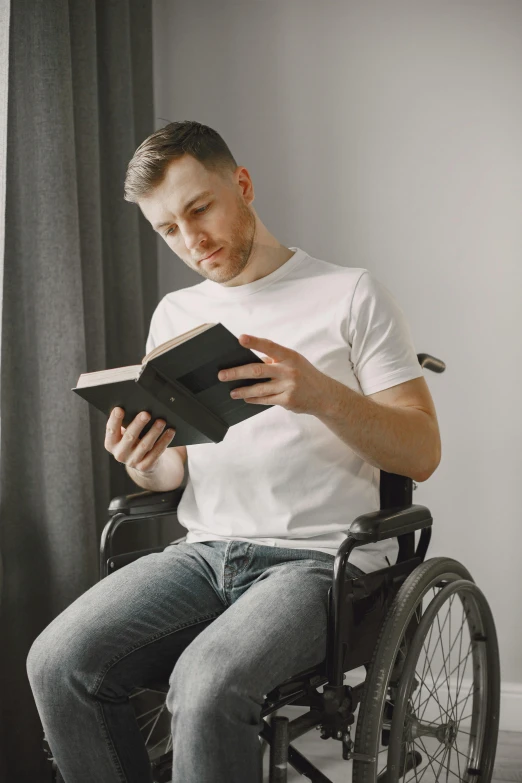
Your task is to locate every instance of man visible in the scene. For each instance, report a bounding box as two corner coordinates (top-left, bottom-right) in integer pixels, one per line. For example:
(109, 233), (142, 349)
(27, 121), (441, 783)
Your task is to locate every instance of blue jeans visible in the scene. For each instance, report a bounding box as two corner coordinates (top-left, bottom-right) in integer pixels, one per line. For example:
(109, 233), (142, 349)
(27, 539), (364, 783)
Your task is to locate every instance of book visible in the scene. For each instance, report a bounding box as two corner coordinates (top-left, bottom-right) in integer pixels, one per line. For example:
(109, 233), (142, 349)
(72, 323), (273, 445)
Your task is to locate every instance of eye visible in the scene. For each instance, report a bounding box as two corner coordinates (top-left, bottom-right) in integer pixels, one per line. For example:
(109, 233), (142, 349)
(164, 204), (210, 237)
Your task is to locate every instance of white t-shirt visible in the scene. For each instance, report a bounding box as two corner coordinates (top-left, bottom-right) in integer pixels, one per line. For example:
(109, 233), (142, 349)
(146, 247), (424, 574)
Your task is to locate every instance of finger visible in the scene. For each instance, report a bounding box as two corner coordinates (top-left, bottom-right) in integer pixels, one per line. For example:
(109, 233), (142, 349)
(232, 381), (279, 399)
(105, 407), (126, 451)
(134, 427), (176, 472)
(125, 418), (169, 467)
(238, 334), (290, 361)
(219, 362), (276, 382)
(113, 411), (154, 462)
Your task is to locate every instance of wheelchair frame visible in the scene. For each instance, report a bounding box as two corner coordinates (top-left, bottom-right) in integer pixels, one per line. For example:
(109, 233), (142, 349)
(46, 353), (457, 783)
(100, 467), (432, 782)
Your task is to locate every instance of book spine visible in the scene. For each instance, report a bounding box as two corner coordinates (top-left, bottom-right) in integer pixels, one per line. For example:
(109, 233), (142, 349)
(137, 363), (228, 443)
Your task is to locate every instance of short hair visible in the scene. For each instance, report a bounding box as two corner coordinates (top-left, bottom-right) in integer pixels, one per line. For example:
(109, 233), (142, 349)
(124, 120), (238, 203)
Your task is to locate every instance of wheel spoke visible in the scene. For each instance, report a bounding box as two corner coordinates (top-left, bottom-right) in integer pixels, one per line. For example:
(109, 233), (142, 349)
(420, 620), (467, 724)
(452, 640), (472, 727)
(455, 681), (476, 733)
(426, 608), (467, 704)
(452, 601), (466, 725)
(418, 738), (449, 781)
(433, 744), (451, 782)
(417, 607), (437, 701)
(415, 655), (452, 724)
(415, 643), (473, 723)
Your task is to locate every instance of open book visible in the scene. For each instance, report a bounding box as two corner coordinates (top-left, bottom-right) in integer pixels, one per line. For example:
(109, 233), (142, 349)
(72, 323), (273, 445)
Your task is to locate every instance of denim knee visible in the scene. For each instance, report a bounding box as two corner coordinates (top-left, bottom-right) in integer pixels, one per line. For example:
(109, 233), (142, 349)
(167, 645), (262, 722)
(27, 622), (66, 693)
(27, 614), (89, 698)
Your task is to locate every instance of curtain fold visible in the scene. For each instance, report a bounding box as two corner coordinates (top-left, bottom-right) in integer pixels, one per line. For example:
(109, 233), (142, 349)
(0, 1), (159, 777)
(0, 0), (10, 608)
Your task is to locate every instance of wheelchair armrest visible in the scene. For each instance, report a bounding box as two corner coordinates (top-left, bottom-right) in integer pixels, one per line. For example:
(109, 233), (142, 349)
(108, 487), (185, 516)
(348, 503), (432, 543)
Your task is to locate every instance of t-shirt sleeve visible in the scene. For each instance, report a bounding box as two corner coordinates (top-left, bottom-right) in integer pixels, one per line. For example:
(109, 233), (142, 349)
(144, 298), (165, 357)
(145, 325), (156, 357)
(145, 320), (156, 356)
(344, 270), (424, 396)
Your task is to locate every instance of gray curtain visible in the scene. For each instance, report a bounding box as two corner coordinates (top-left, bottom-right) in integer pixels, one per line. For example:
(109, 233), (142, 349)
(0, 1), (165, 778)
(0, 0), (10, 612)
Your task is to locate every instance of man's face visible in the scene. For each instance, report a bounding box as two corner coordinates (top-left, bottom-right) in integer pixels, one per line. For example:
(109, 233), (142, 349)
(138, 154), (256, 285)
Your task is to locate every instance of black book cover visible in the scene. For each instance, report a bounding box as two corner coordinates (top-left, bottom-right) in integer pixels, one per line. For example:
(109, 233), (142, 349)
(72, 323), (274, 446)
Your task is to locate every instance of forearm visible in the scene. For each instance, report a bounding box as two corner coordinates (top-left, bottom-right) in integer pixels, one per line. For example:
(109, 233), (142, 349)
(314, 376), (440, 482)
(126, 447), (186, 492)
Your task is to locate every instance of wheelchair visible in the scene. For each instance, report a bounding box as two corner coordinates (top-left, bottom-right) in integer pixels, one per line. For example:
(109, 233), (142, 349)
(43, 352), (501, 782)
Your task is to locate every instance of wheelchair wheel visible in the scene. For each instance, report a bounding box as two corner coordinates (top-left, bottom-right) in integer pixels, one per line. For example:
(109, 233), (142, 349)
(352, 557), (500, 782)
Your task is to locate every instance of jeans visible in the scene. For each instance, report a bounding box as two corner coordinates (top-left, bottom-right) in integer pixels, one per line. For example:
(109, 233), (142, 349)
(27, 539), (364, 783)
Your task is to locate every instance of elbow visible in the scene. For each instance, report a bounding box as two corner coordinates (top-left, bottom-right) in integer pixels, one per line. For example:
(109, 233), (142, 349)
(416, 442), (442, 483)
(415, 467), (435, 483)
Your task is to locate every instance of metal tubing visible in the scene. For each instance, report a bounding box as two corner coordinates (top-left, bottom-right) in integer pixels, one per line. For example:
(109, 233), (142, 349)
(287, 709), (323, 742)
(329, 534), (359, 685)
(269, 716), (289, 782)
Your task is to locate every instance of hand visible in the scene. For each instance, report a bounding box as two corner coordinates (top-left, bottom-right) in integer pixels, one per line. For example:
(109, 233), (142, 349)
(217, 334), (329, 416)
(104, 408), (176, 475)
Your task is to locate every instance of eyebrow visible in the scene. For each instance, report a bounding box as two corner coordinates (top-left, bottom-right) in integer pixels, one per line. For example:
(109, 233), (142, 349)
(153, 190), (214, 231)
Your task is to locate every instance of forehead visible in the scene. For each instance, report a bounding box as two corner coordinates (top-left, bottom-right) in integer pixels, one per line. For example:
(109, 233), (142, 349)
(139, 155), (219, 227)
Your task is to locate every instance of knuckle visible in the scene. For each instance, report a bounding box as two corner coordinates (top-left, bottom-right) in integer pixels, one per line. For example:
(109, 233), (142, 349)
(254, 364), (263, 377)
(137, 458), (154, 472)
(137, 444), (151, 460)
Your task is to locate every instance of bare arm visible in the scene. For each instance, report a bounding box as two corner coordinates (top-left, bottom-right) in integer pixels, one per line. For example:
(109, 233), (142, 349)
(315, 375), (441, 482)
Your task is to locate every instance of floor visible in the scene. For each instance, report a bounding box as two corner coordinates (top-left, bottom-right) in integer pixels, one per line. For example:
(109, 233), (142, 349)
(261, 705), (522, 782)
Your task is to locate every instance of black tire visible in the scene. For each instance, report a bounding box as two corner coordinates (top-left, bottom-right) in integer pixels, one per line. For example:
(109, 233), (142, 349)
(352, 557), (500, 782)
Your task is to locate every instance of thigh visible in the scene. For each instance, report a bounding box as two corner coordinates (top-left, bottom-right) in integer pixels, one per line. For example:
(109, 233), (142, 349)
(27, 543), (226, 695)
(169, 557), (336, 706)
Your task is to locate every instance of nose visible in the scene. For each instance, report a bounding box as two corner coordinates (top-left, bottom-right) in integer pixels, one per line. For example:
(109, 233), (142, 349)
(181, 226), (210, 257)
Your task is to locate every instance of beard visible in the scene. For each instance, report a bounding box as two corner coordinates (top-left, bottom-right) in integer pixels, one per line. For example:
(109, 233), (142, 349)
(190, 197), (257, 284)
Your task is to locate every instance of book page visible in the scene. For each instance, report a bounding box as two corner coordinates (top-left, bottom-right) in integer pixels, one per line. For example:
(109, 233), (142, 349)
(141, 322), (216, 364)
(75, 365), (142, 388)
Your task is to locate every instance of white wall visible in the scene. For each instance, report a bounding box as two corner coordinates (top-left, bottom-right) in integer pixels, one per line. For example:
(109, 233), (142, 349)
(152, 0), (522, 715)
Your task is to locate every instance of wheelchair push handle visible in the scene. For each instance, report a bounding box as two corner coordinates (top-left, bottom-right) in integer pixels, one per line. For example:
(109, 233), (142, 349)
(417, 353), (445, 373)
